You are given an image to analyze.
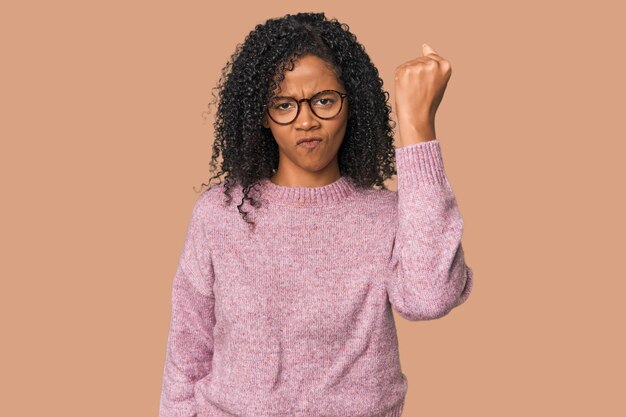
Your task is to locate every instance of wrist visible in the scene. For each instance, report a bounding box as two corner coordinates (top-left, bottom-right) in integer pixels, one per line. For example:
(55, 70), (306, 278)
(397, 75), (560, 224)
(397, 119), (436, 146)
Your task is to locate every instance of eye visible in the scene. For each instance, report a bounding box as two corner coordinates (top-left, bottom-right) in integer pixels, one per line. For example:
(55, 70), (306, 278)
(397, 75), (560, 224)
(272, 102), (295, 111)
(314, 98), (335, 106)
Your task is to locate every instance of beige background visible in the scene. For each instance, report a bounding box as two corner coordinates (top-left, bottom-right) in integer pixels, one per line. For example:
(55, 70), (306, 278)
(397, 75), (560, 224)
(2, 0), (624, 416)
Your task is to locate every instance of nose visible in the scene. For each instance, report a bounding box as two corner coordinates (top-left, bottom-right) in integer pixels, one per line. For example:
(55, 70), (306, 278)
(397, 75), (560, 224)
(294, 101), (320, 129)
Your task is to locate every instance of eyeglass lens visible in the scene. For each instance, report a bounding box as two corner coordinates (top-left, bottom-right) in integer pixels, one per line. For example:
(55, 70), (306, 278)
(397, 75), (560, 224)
(268, 90), (343, 124)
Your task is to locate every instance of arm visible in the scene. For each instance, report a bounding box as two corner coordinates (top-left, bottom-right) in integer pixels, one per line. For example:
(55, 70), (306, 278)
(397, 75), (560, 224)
(159, 193), (216, 417)
(386, 139), (473, 321)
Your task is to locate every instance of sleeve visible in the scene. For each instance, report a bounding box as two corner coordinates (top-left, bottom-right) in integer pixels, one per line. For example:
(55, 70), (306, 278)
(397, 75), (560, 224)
(159, 193), (216, 417)
(385, 139), (474, 321)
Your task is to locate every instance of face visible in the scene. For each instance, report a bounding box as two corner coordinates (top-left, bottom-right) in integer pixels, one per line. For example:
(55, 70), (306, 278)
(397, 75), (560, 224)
(262, 54), (349, 184)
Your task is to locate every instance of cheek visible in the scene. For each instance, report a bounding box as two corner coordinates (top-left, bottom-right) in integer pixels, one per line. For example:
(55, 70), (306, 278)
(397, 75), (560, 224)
(269, 126), (290, 144)
(330, 118), (349, 140)
(333, 107), (349, 135)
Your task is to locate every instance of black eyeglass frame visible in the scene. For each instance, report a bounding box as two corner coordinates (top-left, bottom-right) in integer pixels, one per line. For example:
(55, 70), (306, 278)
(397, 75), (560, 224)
(265, 89), (349, 125)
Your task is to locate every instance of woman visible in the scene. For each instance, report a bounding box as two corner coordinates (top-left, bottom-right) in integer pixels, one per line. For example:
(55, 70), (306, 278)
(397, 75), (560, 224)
(159, 12), (473, 417)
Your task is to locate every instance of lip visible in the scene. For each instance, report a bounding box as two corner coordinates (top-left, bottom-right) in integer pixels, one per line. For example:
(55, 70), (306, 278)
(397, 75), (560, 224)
(296, 137), (323, 145)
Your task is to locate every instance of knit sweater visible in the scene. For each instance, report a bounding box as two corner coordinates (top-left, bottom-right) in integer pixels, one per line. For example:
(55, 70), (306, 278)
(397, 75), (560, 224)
(158, 139), (474, 417)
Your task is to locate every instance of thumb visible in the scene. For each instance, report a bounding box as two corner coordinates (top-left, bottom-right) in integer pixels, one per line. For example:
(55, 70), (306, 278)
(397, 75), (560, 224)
(422, 43), (437, 56)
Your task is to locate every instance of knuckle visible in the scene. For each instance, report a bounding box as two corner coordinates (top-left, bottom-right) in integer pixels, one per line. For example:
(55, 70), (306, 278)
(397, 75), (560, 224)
(394, 64), (410, 79)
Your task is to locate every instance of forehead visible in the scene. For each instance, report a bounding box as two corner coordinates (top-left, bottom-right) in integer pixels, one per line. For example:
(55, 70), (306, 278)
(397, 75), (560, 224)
(272, 55), (342, 96)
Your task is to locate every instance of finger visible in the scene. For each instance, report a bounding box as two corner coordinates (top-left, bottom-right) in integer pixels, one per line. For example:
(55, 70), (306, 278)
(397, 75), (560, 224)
(422, 43), (443, 61)
(408, 56), (441, 67)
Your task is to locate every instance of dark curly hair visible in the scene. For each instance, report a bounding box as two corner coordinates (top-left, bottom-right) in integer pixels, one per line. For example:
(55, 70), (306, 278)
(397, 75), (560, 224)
(197, 12), (397, 229)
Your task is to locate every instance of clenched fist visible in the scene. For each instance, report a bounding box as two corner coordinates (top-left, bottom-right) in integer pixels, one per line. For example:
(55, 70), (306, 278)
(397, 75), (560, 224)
(394, 43), (452, 146)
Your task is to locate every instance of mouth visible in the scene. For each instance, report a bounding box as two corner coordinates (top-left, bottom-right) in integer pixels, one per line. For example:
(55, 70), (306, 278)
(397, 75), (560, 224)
(296, 137), (323, 145)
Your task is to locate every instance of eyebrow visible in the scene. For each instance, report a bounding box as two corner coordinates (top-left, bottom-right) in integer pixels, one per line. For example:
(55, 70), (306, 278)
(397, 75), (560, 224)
(271, 89), (338, 99)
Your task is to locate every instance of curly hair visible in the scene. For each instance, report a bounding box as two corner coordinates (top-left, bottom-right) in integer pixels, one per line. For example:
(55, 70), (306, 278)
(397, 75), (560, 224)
(197, 12), (397, 229)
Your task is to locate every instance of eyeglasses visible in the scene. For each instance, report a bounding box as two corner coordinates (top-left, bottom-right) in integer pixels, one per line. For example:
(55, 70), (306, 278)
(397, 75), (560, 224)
(266, 89), (348, 125)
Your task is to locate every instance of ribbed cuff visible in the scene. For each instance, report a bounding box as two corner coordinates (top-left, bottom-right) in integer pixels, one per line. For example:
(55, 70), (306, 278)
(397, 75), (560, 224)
(377, 398), (405, 417)
(395, 139), (448, 187)
(196, 397), (405, 417)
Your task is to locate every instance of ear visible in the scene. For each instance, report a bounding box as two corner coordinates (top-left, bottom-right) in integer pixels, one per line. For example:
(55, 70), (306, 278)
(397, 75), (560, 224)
(262, 114), (270, 129)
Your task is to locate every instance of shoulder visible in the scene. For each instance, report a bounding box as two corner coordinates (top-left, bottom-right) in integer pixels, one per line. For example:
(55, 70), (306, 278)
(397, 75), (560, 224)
(356, 185), (398, 206)
(191, 181), (250, 221)
(192, 182), (229, 212)
(347, 186), (398, 221)
(186, 184), (220, 221)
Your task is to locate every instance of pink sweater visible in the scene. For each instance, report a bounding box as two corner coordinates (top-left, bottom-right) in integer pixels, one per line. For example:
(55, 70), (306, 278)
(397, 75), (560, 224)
(159, 139), (473, 417)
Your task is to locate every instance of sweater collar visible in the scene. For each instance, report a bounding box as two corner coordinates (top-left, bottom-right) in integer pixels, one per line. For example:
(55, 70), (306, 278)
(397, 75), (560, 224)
(257, 175), (358, 204)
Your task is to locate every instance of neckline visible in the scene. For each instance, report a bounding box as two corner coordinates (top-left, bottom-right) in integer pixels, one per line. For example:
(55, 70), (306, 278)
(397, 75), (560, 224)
(257, 175), (358, 204)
